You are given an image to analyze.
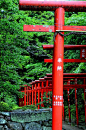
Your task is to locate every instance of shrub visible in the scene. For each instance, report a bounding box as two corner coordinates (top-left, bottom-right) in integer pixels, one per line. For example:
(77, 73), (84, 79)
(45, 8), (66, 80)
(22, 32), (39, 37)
(0, 102), (11, 111)
(21, 105), (37, 110)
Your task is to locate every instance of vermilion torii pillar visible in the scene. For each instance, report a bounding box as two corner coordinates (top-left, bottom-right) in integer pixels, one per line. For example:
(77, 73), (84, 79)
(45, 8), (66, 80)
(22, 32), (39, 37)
(19, 1), (86, 130)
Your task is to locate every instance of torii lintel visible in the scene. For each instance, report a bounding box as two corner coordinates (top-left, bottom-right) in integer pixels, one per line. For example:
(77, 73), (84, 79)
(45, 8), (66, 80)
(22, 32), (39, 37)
(19, 0), (86, 12)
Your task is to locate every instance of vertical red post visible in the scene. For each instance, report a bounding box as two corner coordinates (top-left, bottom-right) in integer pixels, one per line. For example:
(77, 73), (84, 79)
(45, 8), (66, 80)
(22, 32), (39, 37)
(46, 80), (48, 100)
(38, 82), (40, 109)
(24, 87), (26, 106)
(63, 91), (65, 121)
(35, 83), (37, 106)
(29, 90), (31, 105)
(75, 78), (79, 126)
(52, 7), (65, 130)
(75, 88), (79, 125)
(84, 78), (86, 128)
(27, 86), (28, 105)
(33, 85), (35, 104)
(84, 88), (86, 128)
(41, 81), (44, 107)
(67, 88), (71, 124)
(32, 84), (33, 105)
(21, 98), (23, 106)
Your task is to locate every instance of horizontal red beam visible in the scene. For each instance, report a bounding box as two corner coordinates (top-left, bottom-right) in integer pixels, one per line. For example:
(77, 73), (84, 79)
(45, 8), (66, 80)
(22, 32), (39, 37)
(63, 77), (86, 79)
(46, 73), (86, 77)
(39, 76), (86, 80)
(44, 77), (52, 80)
(44, 59), (86, 63)
(39, 78), (45, 80)
(42, 75), (86, 79)
(49, 84), (86, 89)
(43, 45), (53, 50)
(20, 84), (86, 92)
(64, 59), (86, 62)
(23, 25), (86, 32)
(23, 25), (54, 32)
(43, 45), (86, 50)
(19, 0), (86, 12)
(61, 26), (86, 32)
(64, 84), (86, 89)
(63, 86), (85, 90)
(20, 87), (85, 93)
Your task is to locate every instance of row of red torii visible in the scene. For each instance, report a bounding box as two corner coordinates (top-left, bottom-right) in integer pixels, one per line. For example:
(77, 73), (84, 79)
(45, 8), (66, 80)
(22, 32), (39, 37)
(19, 73), (86, 127)
(19, 0), (86, 129)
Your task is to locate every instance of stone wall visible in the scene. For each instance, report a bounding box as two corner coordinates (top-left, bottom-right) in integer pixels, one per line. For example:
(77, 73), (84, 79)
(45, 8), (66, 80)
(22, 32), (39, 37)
(0, 108), (52, 130)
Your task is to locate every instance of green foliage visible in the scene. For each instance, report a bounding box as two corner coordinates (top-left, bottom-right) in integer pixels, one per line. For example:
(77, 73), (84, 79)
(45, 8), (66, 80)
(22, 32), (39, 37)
(64, 106), (68, 117)
(0, 94), (21, 111)
(37, 92), (52, 108)
(70, 104), (76, 119)
(0, 101), (37, 111)
(0, 102), (12, 112)
(0, 100), (21, 111)
(21, 105), (37, 111)
(73, 63), (86, 73)
(0, 0), (54, 105)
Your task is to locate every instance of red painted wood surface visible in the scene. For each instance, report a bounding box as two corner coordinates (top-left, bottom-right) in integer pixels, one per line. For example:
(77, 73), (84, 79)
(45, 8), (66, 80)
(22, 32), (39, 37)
(23, 25), (54, 32)
(24, 87), (26, 106)
(84, 88), (86, 127)
(84, 79), (86, 127)
(75, 79), (79, 126)
(19, 0), (86, 12)
(67, 87), (71, 124)
(46, 73), (86, 77)
(80, 49), (86, 59)
(43, 45), (86, 50)
(23, 25), (86, 32)
(41, 81), (44, 107)
(75, 88), (79, 126)
(52, 8), (64, 130)
(32, 85), (33, 105)
(38, 82), (40, 109)
(35, 84), (37, 106)
(44, 59), (86, 63)
(63, 92), (65, 121)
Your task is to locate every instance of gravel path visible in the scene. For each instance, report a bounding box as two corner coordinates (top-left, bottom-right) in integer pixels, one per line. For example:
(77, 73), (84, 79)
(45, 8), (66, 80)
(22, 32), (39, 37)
(62, 122), (85, 130)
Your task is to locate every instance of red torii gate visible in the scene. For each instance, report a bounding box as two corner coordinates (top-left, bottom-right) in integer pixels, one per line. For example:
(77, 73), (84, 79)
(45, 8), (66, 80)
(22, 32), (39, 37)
(19, 1), (86, 130)
(43, 45), (86, 63)
(19, 73), (86, 126)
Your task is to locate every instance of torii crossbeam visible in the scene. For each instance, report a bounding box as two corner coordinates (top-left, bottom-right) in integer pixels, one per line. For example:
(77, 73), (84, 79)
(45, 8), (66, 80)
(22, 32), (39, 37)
(19, 0), (86, 130)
